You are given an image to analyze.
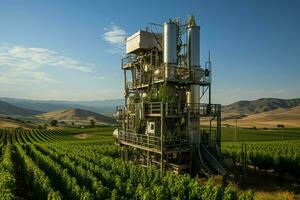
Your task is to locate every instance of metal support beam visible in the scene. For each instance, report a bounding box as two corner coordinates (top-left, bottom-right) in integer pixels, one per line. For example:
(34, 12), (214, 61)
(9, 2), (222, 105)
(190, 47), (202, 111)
(160, 101), (164, 170)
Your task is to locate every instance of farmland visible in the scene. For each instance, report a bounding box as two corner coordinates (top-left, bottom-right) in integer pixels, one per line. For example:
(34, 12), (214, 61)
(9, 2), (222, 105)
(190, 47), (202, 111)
(0, 127), (299, 199)
(221, 128), (300, 179)
(221, 127), (300, 142)
(221, 127), (300, 199)
(0, 128), (255, 200)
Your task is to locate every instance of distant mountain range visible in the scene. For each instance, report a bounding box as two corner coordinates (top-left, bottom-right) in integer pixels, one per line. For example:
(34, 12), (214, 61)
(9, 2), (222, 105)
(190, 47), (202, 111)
(37, 108), (114, 124)
(222, 98), (300, 115)
(0, 97), (119, 126)
(0, 97), (123, 116)
(0, 117), (36, 129)
(224, 105), (300, 128)
(0, 100), (42, 116)
(222, 98), (300, 128)
(1, 96), (300, 128)
(1, 97), (300, 117)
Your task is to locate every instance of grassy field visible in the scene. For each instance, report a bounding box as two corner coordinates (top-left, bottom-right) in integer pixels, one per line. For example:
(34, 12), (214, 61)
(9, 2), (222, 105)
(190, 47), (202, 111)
(61, 126), (300, 199)
(0, 128), (254, 200)
(60, 126), (300, 142)
(1, 126), (299, 199)
(220, 127), (300, 200)
(221, 127), (300, 142)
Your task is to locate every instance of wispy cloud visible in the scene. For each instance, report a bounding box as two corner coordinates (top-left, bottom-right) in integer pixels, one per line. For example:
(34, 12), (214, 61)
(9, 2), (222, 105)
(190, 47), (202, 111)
(93, 74), (118, 80)
(0, 71), (59, 84)
(0, 44), (94, 83)
(102, 23), (126, 54)
(0, 45), (93, 72)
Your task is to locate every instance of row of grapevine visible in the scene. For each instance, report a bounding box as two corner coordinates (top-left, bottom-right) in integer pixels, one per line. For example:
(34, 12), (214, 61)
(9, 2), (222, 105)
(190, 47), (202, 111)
(24, 143), (92, 199)
(36, 142), (254, 200)
(0, 128), (255, 200)
(0, 145), (15, 200)
(222, 141), (300, 178)
(15, 144), (61, 200)
(0, 129), (74, 145)
(0, 129), (8, 145)
(34, 144), (111, 199)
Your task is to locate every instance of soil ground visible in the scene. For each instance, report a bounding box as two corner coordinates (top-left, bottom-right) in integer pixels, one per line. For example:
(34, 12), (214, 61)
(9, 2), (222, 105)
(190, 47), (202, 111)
(74, 133), (89, 139)
(13, 151), (30, 200)
(236, 166), (300, 200)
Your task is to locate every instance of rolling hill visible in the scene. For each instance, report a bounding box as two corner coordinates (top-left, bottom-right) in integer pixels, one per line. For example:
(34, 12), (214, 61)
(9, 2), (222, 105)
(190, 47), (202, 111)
(0, 97), (123, 116)
(219, 98), (300, 128)
(36, 108), (114, 125)
(222, 98), (300, 115)
(0, 117), (36, 129)
(0, 100), (42, 116)
(223, 105), (300, 128)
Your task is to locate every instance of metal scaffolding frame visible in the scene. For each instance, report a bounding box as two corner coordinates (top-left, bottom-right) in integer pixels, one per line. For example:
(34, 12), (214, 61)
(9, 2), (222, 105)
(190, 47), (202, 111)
(113, 16), (225, 176)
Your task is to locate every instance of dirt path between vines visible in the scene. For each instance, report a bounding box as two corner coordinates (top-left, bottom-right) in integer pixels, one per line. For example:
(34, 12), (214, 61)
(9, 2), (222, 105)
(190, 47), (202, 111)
(13, 150), (30, 200)
(74, 133), (89, 139)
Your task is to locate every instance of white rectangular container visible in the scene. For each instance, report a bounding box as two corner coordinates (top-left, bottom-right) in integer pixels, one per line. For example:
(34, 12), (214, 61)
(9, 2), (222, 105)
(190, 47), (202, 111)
(126, 30), (161, 54)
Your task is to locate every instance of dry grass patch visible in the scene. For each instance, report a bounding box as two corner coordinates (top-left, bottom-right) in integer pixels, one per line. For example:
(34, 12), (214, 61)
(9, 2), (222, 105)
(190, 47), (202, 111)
(74, 133), (89, 139)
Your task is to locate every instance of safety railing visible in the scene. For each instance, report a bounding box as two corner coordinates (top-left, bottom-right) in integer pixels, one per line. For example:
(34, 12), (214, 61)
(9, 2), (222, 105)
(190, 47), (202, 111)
(164, 136), (189, 148)
(143, 102), (221, 116)
(122, 55), (137, 68)
(188, 103), (221, 116)
(118, 130), (161, 150)
(128, 65), (210, 89)
(118, 130), (189, 150)
(189, 67), (205, 82)
(144, 102), (161, 115)
(116, 103), (221, 121)
(152, 65), (207, 83)
(144, 102), (186, 116)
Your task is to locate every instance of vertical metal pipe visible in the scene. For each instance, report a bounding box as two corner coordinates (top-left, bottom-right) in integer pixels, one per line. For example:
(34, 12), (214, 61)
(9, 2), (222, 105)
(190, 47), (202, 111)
(186, 16), (201, 145)
(187, 25), (200, 67)
(217, 105), (222, 148)
(187, 18), (201, 105)
(163, 22), (178, 64)
(124, 69), (127, 140)
(147, 136), (149, 166)
(160, 102), (164, 170)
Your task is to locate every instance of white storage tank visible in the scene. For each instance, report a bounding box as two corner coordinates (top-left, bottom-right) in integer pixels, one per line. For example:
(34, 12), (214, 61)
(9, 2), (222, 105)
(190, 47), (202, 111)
(163, 22), (178, 64)
(187, 25), (200, 67)
(187, 16), (201, 105)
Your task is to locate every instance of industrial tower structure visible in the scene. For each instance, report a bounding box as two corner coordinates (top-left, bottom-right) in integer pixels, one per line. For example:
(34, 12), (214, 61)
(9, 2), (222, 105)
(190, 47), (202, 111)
(113, 16), (225, 175)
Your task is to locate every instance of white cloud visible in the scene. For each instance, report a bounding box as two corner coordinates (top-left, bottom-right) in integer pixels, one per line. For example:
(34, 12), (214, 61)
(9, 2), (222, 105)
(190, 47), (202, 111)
(0, 45), (93, 72)
(103, 24), (126, 44)
(93, 74), (118, 80)
(0, 70), (59, 84)
(102, 24), (126, 54)
(0, 44), (94, 83)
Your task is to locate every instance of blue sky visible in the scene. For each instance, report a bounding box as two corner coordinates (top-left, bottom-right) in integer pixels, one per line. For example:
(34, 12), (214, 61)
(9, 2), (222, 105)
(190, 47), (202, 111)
(0, 0), (299, 104)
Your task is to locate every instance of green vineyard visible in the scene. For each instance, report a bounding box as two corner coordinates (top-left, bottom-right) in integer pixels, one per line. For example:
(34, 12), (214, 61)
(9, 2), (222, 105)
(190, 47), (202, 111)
(222, 141), (300, 178)
(0, 128), (254, 200)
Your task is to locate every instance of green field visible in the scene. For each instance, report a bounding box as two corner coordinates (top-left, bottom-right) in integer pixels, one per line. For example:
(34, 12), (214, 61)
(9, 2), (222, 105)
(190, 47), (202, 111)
(221, 127), (300, 142)
(0, 128), (253, 200)
(221, 127), (300, 198)
(221, 127), (300, 170)
(66, 126), (300, 142)
(0, 126), (299, 199)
